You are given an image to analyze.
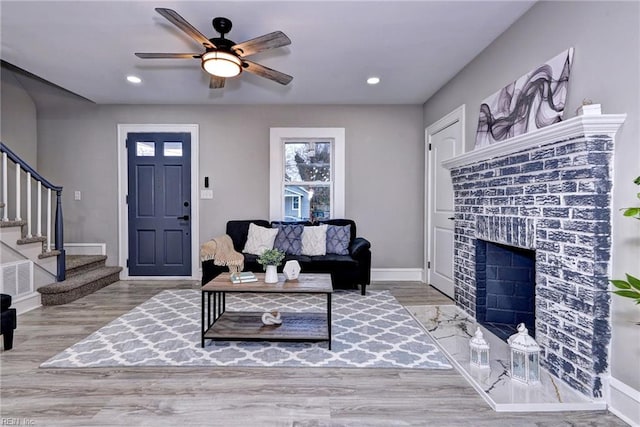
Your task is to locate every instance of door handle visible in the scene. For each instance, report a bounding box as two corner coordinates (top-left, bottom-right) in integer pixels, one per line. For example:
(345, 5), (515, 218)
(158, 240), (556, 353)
(177, 215), (190, 221)
(448, 217), (455, 220)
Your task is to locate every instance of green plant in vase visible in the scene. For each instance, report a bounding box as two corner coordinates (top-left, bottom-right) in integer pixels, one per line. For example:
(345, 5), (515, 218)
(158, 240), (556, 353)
(610, 176), (640, 307)
(257, 248), (285, 269)
(258, 248), (285, 284)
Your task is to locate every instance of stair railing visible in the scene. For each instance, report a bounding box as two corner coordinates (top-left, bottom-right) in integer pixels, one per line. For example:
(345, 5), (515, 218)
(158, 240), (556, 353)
(0, 142), (65, 281)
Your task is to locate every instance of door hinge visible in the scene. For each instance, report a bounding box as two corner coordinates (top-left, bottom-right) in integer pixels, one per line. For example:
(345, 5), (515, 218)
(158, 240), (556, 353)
(428, 143), (432, 151)
(126, 259), (129, 267)
(125, 195), (128, 204)
(427, 261), (431, 269)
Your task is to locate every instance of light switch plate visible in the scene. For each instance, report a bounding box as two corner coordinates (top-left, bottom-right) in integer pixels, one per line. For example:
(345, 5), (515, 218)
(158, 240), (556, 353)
(200, 189), (213, 199)
(74, 191), (81, 201)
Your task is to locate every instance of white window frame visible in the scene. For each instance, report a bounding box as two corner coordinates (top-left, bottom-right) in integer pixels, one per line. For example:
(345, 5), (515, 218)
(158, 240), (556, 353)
(270, 128), (345, 221)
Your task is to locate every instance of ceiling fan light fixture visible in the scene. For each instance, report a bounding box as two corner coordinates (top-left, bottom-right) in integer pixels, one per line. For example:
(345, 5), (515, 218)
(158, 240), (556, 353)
(201, 51), (242, 78)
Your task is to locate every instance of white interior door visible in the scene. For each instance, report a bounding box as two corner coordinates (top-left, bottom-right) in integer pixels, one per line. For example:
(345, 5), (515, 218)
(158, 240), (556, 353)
(426, 107), (464, 298)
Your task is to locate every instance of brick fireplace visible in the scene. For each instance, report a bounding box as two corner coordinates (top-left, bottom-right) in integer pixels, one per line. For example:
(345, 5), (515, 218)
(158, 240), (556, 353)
(442, 114), (626, 398)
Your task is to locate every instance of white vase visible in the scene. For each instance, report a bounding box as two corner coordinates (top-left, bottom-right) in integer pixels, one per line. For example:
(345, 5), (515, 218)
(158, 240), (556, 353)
(264, 265), (278, 283)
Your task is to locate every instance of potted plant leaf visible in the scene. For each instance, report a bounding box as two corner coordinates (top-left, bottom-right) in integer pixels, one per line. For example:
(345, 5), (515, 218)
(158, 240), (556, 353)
(610, 176), (640, 310)
(258, 248), (285, 283)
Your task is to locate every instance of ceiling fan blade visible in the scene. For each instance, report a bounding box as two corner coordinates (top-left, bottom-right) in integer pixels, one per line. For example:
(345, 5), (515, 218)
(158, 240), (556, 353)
(232, 31), (291, 57)
(243, 60), (293, 85)
(135, 53), (200, 59)
(210, 75), (226, 89)
(155, 8), (215, 49)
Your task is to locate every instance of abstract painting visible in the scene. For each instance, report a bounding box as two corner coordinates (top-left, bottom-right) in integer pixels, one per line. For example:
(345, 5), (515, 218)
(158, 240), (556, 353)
(474, 47), (574, 149)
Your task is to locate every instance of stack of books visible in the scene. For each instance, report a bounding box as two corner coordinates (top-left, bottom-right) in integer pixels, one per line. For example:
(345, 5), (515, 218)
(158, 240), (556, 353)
(230, 271), (258, 283)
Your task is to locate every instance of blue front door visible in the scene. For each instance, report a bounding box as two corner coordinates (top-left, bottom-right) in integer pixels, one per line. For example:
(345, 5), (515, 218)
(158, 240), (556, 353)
(127, 132), (191, 276)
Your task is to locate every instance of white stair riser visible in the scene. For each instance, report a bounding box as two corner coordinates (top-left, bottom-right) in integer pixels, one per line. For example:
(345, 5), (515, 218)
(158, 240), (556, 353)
(1, 223), (55, 275)
(0, 226), (23, 247)
(14, 242), (44, 261)
(38, 256), (57, 275)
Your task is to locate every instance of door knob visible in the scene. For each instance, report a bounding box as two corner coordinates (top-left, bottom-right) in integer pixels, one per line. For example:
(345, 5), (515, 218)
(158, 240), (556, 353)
(177, 215), (190, 221)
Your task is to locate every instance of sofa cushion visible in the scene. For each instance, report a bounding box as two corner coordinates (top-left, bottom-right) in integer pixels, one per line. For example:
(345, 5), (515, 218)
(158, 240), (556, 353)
(226, 220), (271, 251)
(301, 224), (327, 256)
(243, 223), (278, 255)
(273, 223), (304, 255)
(317, 219), (356, 243)
(301, 254), (358, 273)
(326, 224), (351, 255)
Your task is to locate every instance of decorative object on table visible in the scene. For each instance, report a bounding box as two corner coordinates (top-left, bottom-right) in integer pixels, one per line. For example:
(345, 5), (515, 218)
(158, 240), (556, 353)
(469, 327), (490, 369)
(283, 260), (301, 281)
(199, 234), (244, 274)
(261, 310), (283, 326)
(474, 47), (574, 149)
(257, 248), (285, 283)
(507, 323), (540, 385)
(229, 271), (257, 284)
(576, 98), (601, 116)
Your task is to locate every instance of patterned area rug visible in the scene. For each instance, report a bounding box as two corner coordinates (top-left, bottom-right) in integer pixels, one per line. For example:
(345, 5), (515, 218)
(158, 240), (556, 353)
(41, 289), (452, 369)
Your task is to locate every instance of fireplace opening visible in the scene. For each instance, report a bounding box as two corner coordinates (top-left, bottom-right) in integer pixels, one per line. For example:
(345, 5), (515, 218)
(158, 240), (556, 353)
(475, 240), (536, 342)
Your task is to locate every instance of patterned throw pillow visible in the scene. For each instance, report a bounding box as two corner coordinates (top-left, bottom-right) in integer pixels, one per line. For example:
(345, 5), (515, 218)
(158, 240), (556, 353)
(242, 223), (278, 255)
(301, 224), (328, 256)
(326, 224), (351, 255)
(273, 224), (304, 255)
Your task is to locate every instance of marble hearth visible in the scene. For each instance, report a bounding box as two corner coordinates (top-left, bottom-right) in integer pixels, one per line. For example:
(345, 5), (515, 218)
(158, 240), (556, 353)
(442, 114), (626, 401)
(409, 305), (607, 411)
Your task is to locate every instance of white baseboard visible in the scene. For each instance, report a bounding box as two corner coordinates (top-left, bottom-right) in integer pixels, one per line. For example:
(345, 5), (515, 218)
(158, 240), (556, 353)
(609, 377), (640, 426)
(64, 243), (106, 256)
(14, 293), (41, 315)
(371, 268), (424, 282)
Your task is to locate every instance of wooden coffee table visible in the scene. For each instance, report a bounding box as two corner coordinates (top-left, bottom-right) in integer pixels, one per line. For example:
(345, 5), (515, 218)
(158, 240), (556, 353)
(201, 273), (333, 349)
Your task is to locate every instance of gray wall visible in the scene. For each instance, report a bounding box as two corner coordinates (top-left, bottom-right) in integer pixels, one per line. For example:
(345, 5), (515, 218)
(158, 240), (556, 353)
(423, 0), (640, 403)
(36, 103), (424, 269)
(1, 70), (38, 165)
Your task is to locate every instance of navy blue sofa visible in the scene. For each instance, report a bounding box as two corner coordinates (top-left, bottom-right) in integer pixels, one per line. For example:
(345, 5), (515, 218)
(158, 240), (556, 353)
(201, 219), (371, 295)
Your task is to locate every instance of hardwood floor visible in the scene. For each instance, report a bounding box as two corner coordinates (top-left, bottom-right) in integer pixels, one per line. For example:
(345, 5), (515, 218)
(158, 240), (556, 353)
(0, 280), (625, 426)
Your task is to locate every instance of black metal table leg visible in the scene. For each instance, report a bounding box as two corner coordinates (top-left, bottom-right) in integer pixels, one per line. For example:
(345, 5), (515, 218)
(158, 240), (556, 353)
(327, 293), (332, 350)
(201, 291), (205, 348)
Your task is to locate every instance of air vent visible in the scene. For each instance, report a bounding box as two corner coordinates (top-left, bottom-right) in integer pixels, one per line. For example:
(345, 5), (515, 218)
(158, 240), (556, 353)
(1, 260), (34, 298)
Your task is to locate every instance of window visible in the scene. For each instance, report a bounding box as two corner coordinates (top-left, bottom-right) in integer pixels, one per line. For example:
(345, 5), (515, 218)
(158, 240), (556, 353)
(136, 142), (155, 156)
(270, 128), (345, 221)
(163, 142), (183, 157)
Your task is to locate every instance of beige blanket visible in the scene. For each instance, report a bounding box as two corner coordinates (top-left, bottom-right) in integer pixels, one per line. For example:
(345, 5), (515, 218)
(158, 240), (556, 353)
(200, 234), (244, 273)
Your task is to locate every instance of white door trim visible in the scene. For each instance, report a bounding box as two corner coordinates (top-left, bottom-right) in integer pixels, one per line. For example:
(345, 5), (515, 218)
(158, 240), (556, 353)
(117, 124), (200, 280)
(424, 105), (465, 283)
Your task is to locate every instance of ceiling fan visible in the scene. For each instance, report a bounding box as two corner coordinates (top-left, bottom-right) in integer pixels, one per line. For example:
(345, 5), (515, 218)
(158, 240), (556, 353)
(135, 8), (292, 89)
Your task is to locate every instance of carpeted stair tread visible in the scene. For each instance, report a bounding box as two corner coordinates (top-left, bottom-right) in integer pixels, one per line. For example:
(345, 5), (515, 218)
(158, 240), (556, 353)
(38, 250), (61, 259)
(39, 266), (122, 294)
(17, 236), (47, 244)
(0, 219), (26, 228)
(38, 266), (122, 306)
(65, 254), (108, 277)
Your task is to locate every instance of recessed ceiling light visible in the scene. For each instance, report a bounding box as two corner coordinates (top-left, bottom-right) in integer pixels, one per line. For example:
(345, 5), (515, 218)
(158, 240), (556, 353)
(367, 77), (380, 85)
(127, 75), (142, 84)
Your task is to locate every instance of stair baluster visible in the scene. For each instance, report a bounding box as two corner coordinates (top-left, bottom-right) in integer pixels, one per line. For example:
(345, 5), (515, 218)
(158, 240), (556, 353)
(0, 142), (65, 282)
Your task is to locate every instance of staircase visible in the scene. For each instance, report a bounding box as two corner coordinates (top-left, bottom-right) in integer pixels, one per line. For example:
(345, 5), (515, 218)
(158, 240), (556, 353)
(1, 143), (121, 308)
(38, 255), (122, 306)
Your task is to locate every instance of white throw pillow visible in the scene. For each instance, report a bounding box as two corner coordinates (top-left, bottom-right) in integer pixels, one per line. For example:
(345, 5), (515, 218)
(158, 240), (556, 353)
(243, 223), (278, 255)
(301, 224), (328, 256)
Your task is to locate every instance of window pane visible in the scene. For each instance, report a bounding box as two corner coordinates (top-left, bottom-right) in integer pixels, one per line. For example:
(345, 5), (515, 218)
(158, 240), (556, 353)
(136, 142), (155, 156)
(284, 184), (330, 221)
(163, 142), (183, 157)
(284, 141), (331, 182)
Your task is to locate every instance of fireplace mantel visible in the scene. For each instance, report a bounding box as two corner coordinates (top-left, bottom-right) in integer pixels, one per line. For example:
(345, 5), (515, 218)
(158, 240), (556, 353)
(442, 113), (626, 170)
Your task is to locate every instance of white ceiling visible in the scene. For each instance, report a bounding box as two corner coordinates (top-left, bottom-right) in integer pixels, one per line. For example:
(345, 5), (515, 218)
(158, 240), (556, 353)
(1, 1), (536, 105)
